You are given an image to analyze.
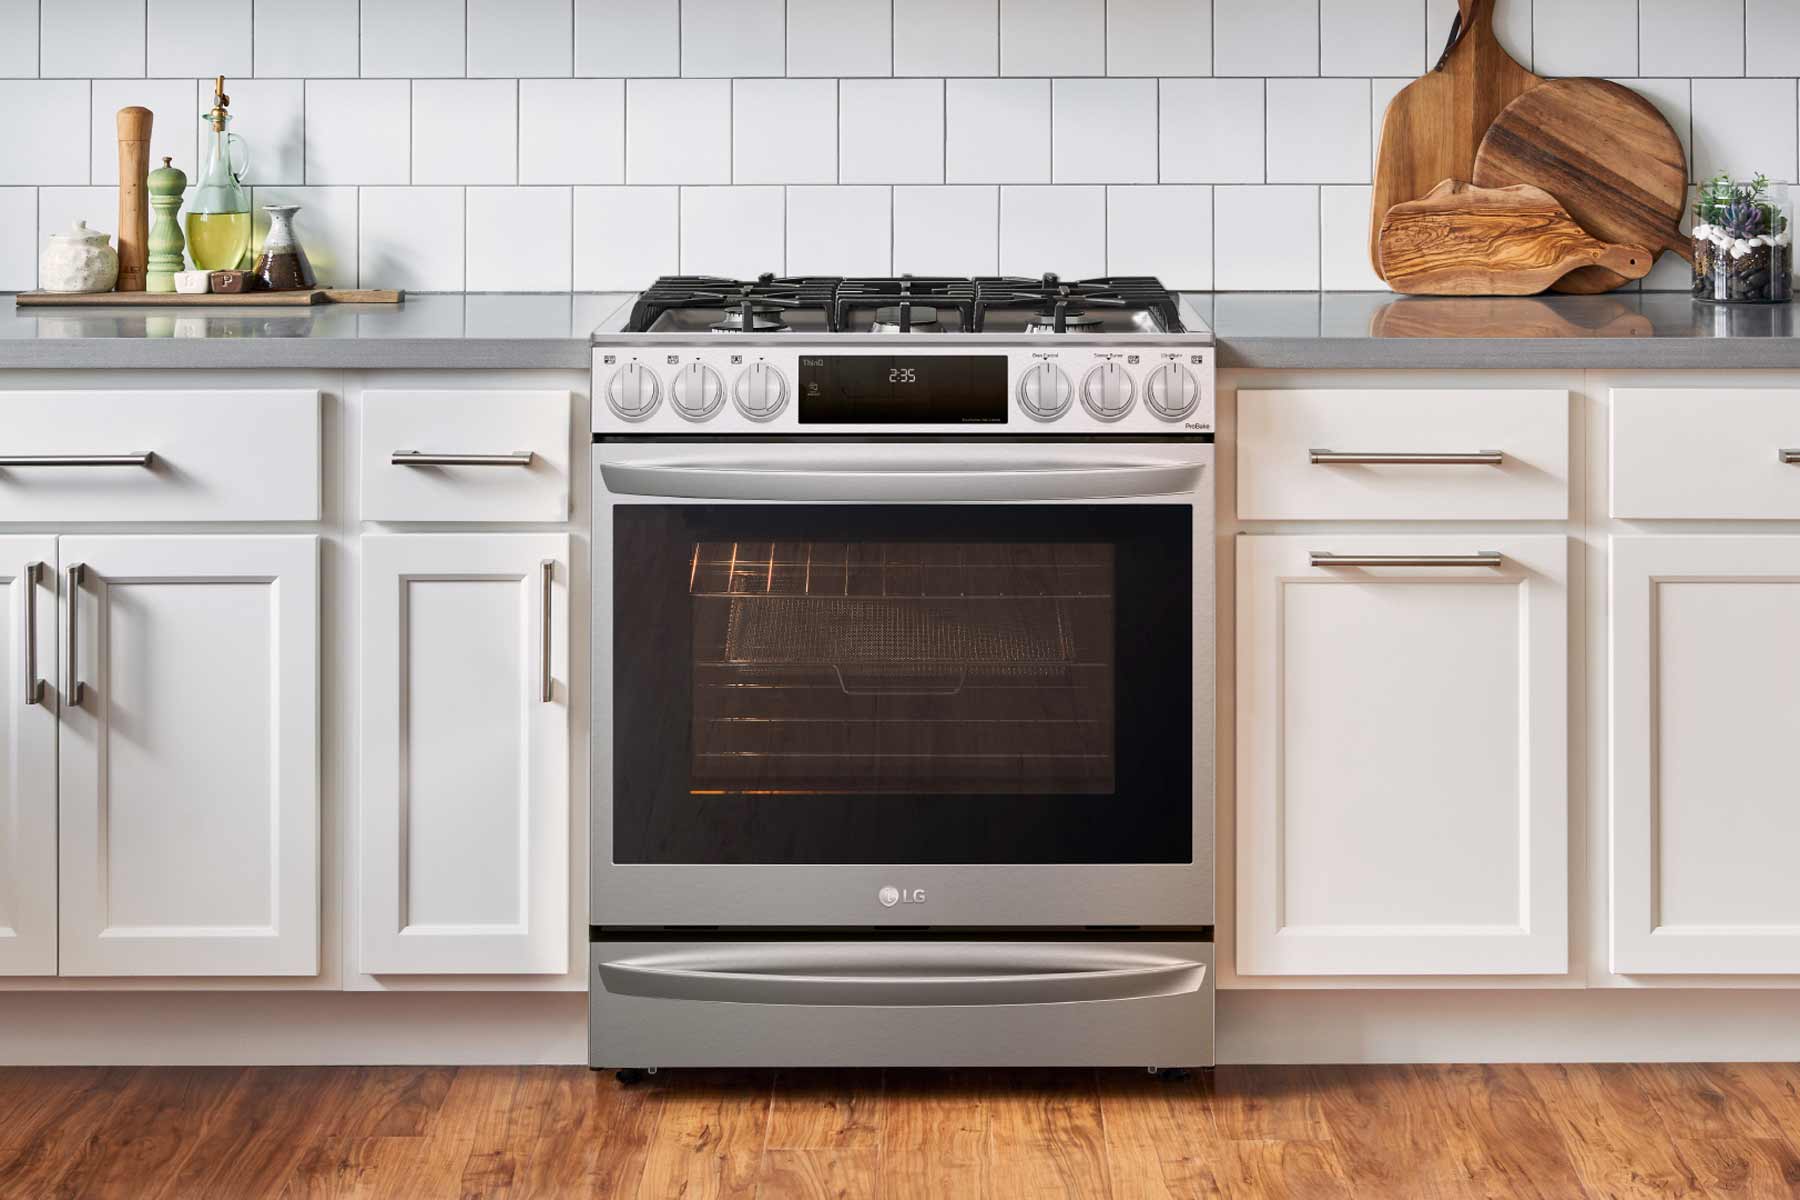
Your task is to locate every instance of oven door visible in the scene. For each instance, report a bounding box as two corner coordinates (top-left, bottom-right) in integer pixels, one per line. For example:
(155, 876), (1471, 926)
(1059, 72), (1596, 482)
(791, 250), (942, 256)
(593, 441), (1213, 928)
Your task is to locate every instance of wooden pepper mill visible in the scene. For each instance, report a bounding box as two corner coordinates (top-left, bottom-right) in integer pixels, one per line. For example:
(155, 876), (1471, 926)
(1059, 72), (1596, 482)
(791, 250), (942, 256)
(115, 106), (153, 292)
(146, 157), (188, 293)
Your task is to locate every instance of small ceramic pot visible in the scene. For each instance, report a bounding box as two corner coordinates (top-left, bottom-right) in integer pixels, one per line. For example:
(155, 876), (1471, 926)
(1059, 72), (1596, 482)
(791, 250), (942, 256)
(173, 270), (211, 294)
(40, 221), (119, 293)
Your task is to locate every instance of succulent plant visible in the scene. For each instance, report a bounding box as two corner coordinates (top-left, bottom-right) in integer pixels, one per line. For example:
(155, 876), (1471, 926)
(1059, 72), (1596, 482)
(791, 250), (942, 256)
(1696, 172), (1790, 237)
(1722, 198), (1768, 239)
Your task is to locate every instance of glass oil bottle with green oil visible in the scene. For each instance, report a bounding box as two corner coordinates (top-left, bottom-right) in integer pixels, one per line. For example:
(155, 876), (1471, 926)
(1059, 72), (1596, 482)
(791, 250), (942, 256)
(187, 77), (251, 271)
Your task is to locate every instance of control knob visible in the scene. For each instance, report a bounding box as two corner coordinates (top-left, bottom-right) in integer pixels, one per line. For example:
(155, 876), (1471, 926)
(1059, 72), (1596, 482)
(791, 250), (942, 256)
(1145, 363), (1202, 421)
(734, 361), (790, 420)
(670, 362), (726, 420)
(1017, 362), (1073, 420)
(605, 361), (661, 420)
(1080, 362), (1135, 420)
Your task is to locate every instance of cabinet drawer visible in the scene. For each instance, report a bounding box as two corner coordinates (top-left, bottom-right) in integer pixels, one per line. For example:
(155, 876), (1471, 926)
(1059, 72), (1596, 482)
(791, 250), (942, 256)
(0, 390), (319, 523)
(361, 390), (571, 523)
(1236, 389), (1569, 520)
(1613, 388), (1800, 518)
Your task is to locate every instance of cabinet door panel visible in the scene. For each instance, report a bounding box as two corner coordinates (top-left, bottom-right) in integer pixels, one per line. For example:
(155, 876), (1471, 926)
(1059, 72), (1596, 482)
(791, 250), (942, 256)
(1612, 537), (1800, 974)
(58, 537), (319, 977)
(1237, 535), (1568, 976)
(0, 542), (57, 976)
(360, 534), (569, 975)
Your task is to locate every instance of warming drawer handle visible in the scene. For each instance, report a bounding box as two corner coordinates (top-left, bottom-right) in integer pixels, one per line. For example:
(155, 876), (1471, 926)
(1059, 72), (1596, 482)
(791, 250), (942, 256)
(0, 452), (155, 468)
(600, 460), (1205, 502)
(1309, 448), (1504, 466)
(1310, 551), (1503, 568)
(1779, 449), (1800, 464)
(597, 948), (1207, 1007)
(392, 450), (534, 467)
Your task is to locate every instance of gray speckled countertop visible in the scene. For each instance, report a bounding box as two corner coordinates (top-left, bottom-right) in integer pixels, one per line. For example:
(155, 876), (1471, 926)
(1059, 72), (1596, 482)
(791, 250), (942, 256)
(5, 290), (1800, 371)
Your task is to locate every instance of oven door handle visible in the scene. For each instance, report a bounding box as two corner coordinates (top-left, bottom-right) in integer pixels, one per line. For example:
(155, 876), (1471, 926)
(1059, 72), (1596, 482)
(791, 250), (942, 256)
(596, 946), (1208, 1006)
(599, 460), (1205, 502)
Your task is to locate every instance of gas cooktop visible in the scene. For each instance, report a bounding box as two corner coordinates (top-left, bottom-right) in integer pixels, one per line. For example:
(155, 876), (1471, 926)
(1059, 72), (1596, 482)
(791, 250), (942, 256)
(593, 274), (1213, 341)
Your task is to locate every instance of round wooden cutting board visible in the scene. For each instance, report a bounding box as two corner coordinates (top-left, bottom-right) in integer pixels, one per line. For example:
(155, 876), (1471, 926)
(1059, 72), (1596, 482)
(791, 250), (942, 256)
(1471, 77), (1690, 293)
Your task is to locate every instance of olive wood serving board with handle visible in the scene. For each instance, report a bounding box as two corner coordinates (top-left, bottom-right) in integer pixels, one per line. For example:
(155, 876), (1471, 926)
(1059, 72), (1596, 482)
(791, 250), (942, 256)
(1378, 181), (1653, 295)
(15, 289), (404, 307)
(1369, 0), (1541, 278)
(1471, 77), (1690, 294)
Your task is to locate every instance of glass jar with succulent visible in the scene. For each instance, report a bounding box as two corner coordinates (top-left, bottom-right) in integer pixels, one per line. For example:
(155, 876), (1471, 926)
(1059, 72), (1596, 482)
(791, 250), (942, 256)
(1692, 173), (1792, 303)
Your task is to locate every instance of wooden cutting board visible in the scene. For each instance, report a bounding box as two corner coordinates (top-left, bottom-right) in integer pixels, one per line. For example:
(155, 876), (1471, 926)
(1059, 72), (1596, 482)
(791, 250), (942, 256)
(15, 289), (403, 307)
(1378, 181), (1653, 295)
(1471, 77), (1690, 293)
(1369, 0), (1541, 279)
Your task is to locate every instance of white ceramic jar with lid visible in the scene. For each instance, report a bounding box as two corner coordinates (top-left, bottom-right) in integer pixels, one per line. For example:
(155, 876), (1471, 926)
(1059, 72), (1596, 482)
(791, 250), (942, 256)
(40, 221), (120, 293)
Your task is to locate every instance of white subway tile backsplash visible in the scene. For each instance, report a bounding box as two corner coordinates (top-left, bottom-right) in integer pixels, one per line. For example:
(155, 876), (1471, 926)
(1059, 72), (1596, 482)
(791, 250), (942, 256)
(1215, 0), (1317, 77)
(35, 187), (115, 285)
(251, 185), (357, 286)
(1107, 185), (1210, 288)
(1214, 185), (1318, 289)
(413, 80), (518, 185)
(1693, 78), (1798, 183)
(90, 80), (199, 185)
(733, 79), (837, 185)
(1533, 0), (1636, 78)
(254, 0), (359, 78)
(893, 185), (998, 274)
(468, 187), (572, 289)
(1053, 79), (1157, 184)
(626, 79), (731, 184)
(895, 0), (997, 77)
(840, 80), (944, 184)
(1641, 0), (1742, 78)
(789, 0), (892, 78)
(361, 0), (465, 78)
(360, 186), (464, 290)
(787, 185), (891, 275)
(1319, 184), (1382, 289)
(305, 80), (412, 185)
(574, 185), (678, 287)
(0, 188), (35, 289)
(1105, 0), (1210, 77)
(1000, 0), (1104, 77)
(521, 79), (624, 185)
(1747, 0), (1800, 78)
(1160, 78), (1263, 184)
(43, 0), (143, 78)
(1267, 78), (1370, 184)
(681, 186), (784, 276)
(1320, 0), (1422, 77)
(0, 81), (89, 184)
(946, 78), (1049, 183)
(470, 0), (574, 78)
(577, 0), (679, 77)
(148, 0), (250, 79)
(0, 1), (37, 78)
(201, 78), (305, 187)
(683, 0), (785, 77)
(999, 184), (1104, 277)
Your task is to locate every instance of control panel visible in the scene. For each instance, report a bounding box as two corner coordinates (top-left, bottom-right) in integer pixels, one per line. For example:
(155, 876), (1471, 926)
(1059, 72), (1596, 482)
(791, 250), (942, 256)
(593, 344), (1214, 435)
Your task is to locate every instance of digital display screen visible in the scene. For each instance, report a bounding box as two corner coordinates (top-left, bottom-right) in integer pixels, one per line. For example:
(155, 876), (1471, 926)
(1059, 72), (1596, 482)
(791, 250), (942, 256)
(798, 355), (1009, 424)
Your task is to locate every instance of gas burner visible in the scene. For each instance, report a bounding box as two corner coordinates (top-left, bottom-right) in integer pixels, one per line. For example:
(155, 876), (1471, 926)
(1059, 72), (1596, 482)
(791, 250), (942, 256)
(871, 304), (941, 332)
(629, 274), (840, 334)
(973, 274), (1184, 334)
(711, 304), (790, 333)
(1024, 310), (1103, 334)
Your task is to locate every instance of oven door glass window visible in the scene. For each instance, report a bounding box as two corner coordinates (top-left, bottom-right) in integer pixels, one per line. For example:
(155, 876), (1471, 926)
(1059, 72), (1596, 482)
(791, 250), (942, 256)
(613, 505), (1191, 864)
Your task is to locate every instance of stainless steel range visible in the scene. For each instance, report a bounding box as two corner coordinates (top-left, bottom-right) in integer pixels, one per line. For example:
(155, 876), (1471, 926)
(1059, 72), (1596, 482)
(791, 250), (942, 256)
(589, 275), (1215, 1072)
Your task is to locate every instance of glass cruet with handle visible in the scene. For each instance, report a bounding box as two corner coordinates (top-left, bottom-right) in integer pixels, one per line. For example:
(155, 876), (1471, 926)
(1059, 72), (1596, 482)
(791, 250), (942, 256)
(186, 76), (253, 272)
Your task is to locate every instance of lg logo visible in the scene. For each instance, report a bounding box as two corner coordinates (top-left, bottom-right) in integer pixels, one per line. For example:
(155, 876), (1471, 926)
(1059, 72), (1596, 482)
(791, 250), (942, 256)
(878, 886), (926, 908)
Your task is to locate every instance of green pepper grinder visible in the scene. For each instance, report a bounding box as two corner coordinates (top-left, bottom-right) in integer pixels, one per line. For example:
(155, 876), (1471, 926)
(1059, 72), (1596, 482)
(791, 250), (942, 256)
(146, 156), (188, 293)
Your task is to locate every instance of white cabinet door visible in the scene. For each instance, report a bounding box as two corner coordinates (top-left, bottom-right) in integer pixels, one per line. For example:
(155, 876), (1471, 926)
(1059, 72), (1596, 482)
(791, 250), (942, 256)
(0, 542), (58, 976)
(359, 534), (569, 975)
(1237, 535), (1569, 976)
(57, 537), (320, 976)
(1612, 537), (1800, 974)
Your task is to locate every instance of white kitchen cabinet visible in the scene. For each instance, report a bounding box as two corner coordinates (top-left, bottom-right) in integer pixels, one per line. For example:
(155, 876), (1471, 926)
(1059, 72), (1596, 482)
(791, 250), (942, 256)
(57, 536), (320, 977)
(0, 542), (58, 976)
(358, 534), (570, 975)
(1611, 537), (1800, 974)
(1236, 535), (1568, 976)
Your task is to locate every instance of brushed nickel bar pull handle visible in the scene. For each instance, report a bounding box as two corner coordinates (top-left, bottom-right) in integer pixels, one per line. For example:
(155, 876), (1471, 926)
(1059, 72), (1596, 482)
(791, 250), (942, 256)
(1779, 449), (1800, 464)
(65, 563), (85, 707)
(391, 451), (534, 467)
(540, 559), (555, 705)
(1311, 551), (1504, 569)
(22, 562), (43, 706)
(0, 452), (155, 468)
(1309, 449), (1504, 465)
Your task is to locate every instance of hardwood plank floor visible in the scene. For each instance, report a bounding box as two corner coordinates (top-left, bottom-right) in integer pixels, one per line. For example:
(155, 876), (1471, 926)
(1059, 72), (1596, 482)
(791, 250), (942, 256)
(0, 1064), (1796, 1198)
